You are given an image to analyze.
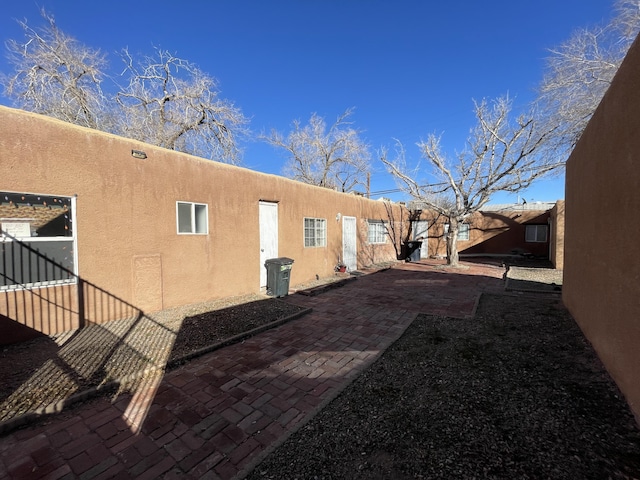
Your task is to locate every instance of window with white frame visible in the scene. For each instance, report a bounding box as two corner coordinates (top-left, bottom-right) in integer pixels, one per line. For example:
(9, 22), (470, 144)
(304, 217), (326, 247)
(177, 202), (208, 234)
(444, 223), (470, 241)
(1, 191), (77, 289)
(525, 224), (548, 243)
(368, 220), (388, 244)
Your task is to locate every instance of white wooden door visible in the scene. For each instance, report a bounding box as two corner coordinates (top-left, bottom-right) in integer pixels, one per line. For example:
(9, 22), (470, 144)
(412, 220), (429, 258)
(259, 201), (278, 289)
(342, 216), (357, 271)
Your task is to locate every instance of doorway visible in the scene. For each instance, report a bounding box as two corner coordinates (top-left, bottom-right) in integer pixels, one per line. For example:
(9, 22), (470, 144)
(342, 216), (357, 271)
(259, 201), (278, 289)
(412, 220), (429, 259)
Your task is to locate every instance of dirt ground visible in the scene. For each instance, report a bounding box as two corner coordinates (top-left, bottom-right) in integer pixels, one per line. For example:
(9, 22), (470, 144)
(246, 292), (640, 480)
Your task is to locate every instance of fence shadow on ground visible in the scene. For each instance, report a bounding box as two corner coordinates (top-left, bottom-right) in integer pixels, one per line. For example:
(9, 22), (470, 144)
(0, 302), (179, 427)
(0, 234), (177, 430)
(0, 296), (311, 433)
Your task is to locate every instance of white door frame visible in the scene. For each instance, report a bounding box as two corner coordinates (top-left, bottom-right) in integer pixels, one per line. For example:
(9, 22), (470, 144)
(342, 216), (357, 271)
(412, 220), (429, 258)
(259, 201), (278, 289)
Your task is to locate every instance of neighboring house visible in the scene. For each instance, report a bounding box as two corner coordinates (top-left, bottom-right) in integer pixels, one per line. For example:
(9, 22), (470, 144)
(563, 35), (640, 423)
(0, 106), (405, 344)
(408, 201), (565, 268)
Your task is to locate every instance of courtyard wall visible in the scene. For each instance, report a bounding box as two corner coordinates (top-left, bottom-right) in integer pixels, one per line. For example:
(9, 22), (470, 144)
(563, 36), (640, 421)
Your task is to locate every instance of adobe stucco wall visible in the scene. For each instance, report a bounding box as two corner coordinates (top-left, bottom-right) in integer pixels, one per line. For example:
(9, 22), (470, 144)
(549, 200), (565, 269)
(418, 209), (552, 259)
(462, 210), (551, 258)
(0, 106), (403, 339)
(563, 38), (640, 421)
(0, 284), (79, 337)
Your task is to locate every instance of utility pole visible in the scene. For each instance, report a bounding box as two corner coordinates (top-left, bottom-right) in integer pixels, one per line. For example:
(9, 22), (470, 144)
(367, 172), (370, 198)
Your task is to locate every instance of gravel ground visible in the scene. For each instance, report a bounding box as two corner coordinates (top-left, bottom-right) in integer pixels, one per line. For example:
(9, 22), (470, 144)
(246, 292), (640, 480)
(506, 266), (563, 293)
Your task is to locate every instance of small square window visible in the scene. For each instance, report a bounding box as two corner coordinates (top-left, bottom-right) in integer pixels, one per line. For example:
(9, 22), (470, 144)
(368, 220), (388, 244)
(304, 218), (326, 247)
(525, 224), (548, 243)
(444, 223), (469, 241)
(177, 202), (208, 234)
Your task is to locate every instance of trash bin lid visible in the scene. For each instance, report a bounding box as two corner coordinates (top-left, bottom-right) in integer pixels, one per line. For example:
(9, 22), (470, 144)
(264, 257), (294, 265)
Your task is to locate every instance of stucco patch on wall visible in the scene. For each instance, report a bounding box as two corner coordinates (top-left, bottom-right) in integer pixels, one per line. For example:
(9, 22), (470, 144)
(132, 254), (163, 313)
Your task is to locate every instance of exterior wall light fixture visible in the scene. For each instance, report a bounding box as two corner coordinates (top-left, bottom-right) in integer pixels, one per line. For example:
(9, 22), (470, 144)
(131, 150), (147, 159)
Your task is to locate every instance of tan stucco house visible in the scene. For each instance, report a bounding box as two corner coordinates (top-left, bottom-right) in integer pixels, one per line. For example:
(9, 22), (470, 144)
(0, 106), (407, 343)
(1, 104), (566, 346)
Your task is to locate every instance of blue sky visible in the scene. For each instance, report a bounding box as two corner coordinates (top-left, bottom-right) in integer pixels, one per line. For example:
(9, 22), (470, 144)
(0, 1), (615, 204)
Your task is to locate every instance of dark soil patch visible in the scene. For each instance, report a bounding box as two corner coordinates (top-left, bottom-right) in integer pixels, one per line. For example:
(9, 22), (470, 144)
(169, 298), (308, 362)
(247, 293), (640, 479)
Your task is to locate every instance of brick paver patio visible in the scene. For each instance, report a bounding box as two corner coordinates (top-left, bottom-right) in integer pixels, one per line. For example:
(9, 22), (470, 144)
(0, 260), (505, 479)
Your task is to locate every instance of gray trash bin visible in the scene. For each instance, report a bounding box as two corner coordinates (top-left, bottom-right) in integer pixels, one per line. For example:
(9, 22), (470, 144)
(265, 257), (294, 297)
(405, 241), (422, 262)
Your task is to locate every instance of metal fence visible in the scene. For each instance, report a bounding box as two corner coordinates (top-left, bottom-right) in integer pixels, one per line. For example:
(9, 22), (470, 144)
(1, 233), (75, 289)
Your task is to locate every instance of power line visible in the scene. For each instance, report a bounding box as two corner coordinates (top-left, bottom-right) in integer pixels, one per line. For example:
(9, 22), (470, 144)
(369, 163), (564, 198)
(369, 180), (450, 197)
(368, 188), (404, 196)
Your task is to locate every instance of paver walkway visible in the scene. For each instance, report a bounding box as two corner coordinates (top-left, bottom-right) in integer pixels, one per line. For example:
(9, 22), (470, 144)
(0, 260), (505, 479)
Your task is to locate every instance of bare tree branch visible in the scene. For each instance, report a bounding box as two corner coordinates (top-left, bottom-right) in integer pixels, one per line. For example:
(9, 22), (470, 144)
(537, 0), (640, 151)
(1, 8), (108, 129)
(115, 48), (249, 164)
(261, 109), (371, 192)
(2, 12), (249, 165)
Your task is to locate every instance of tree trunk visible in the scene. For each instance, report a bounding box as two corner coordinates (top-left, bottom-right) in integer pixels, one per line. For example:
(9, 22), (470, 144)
(446, 219), (460, 267)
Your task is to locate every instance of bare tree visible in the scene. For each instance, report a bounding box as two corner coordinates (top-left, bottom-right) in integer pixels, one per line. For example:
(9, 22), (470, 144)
(262, 109), (371, 192)
(382, 96), (563, 267)
(115, 48), (248, 164)
(615, 0), (640, 39)
(2, 9), (108, 129)
(2, 12), (249, 164)
(538, 0), (640, 151)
